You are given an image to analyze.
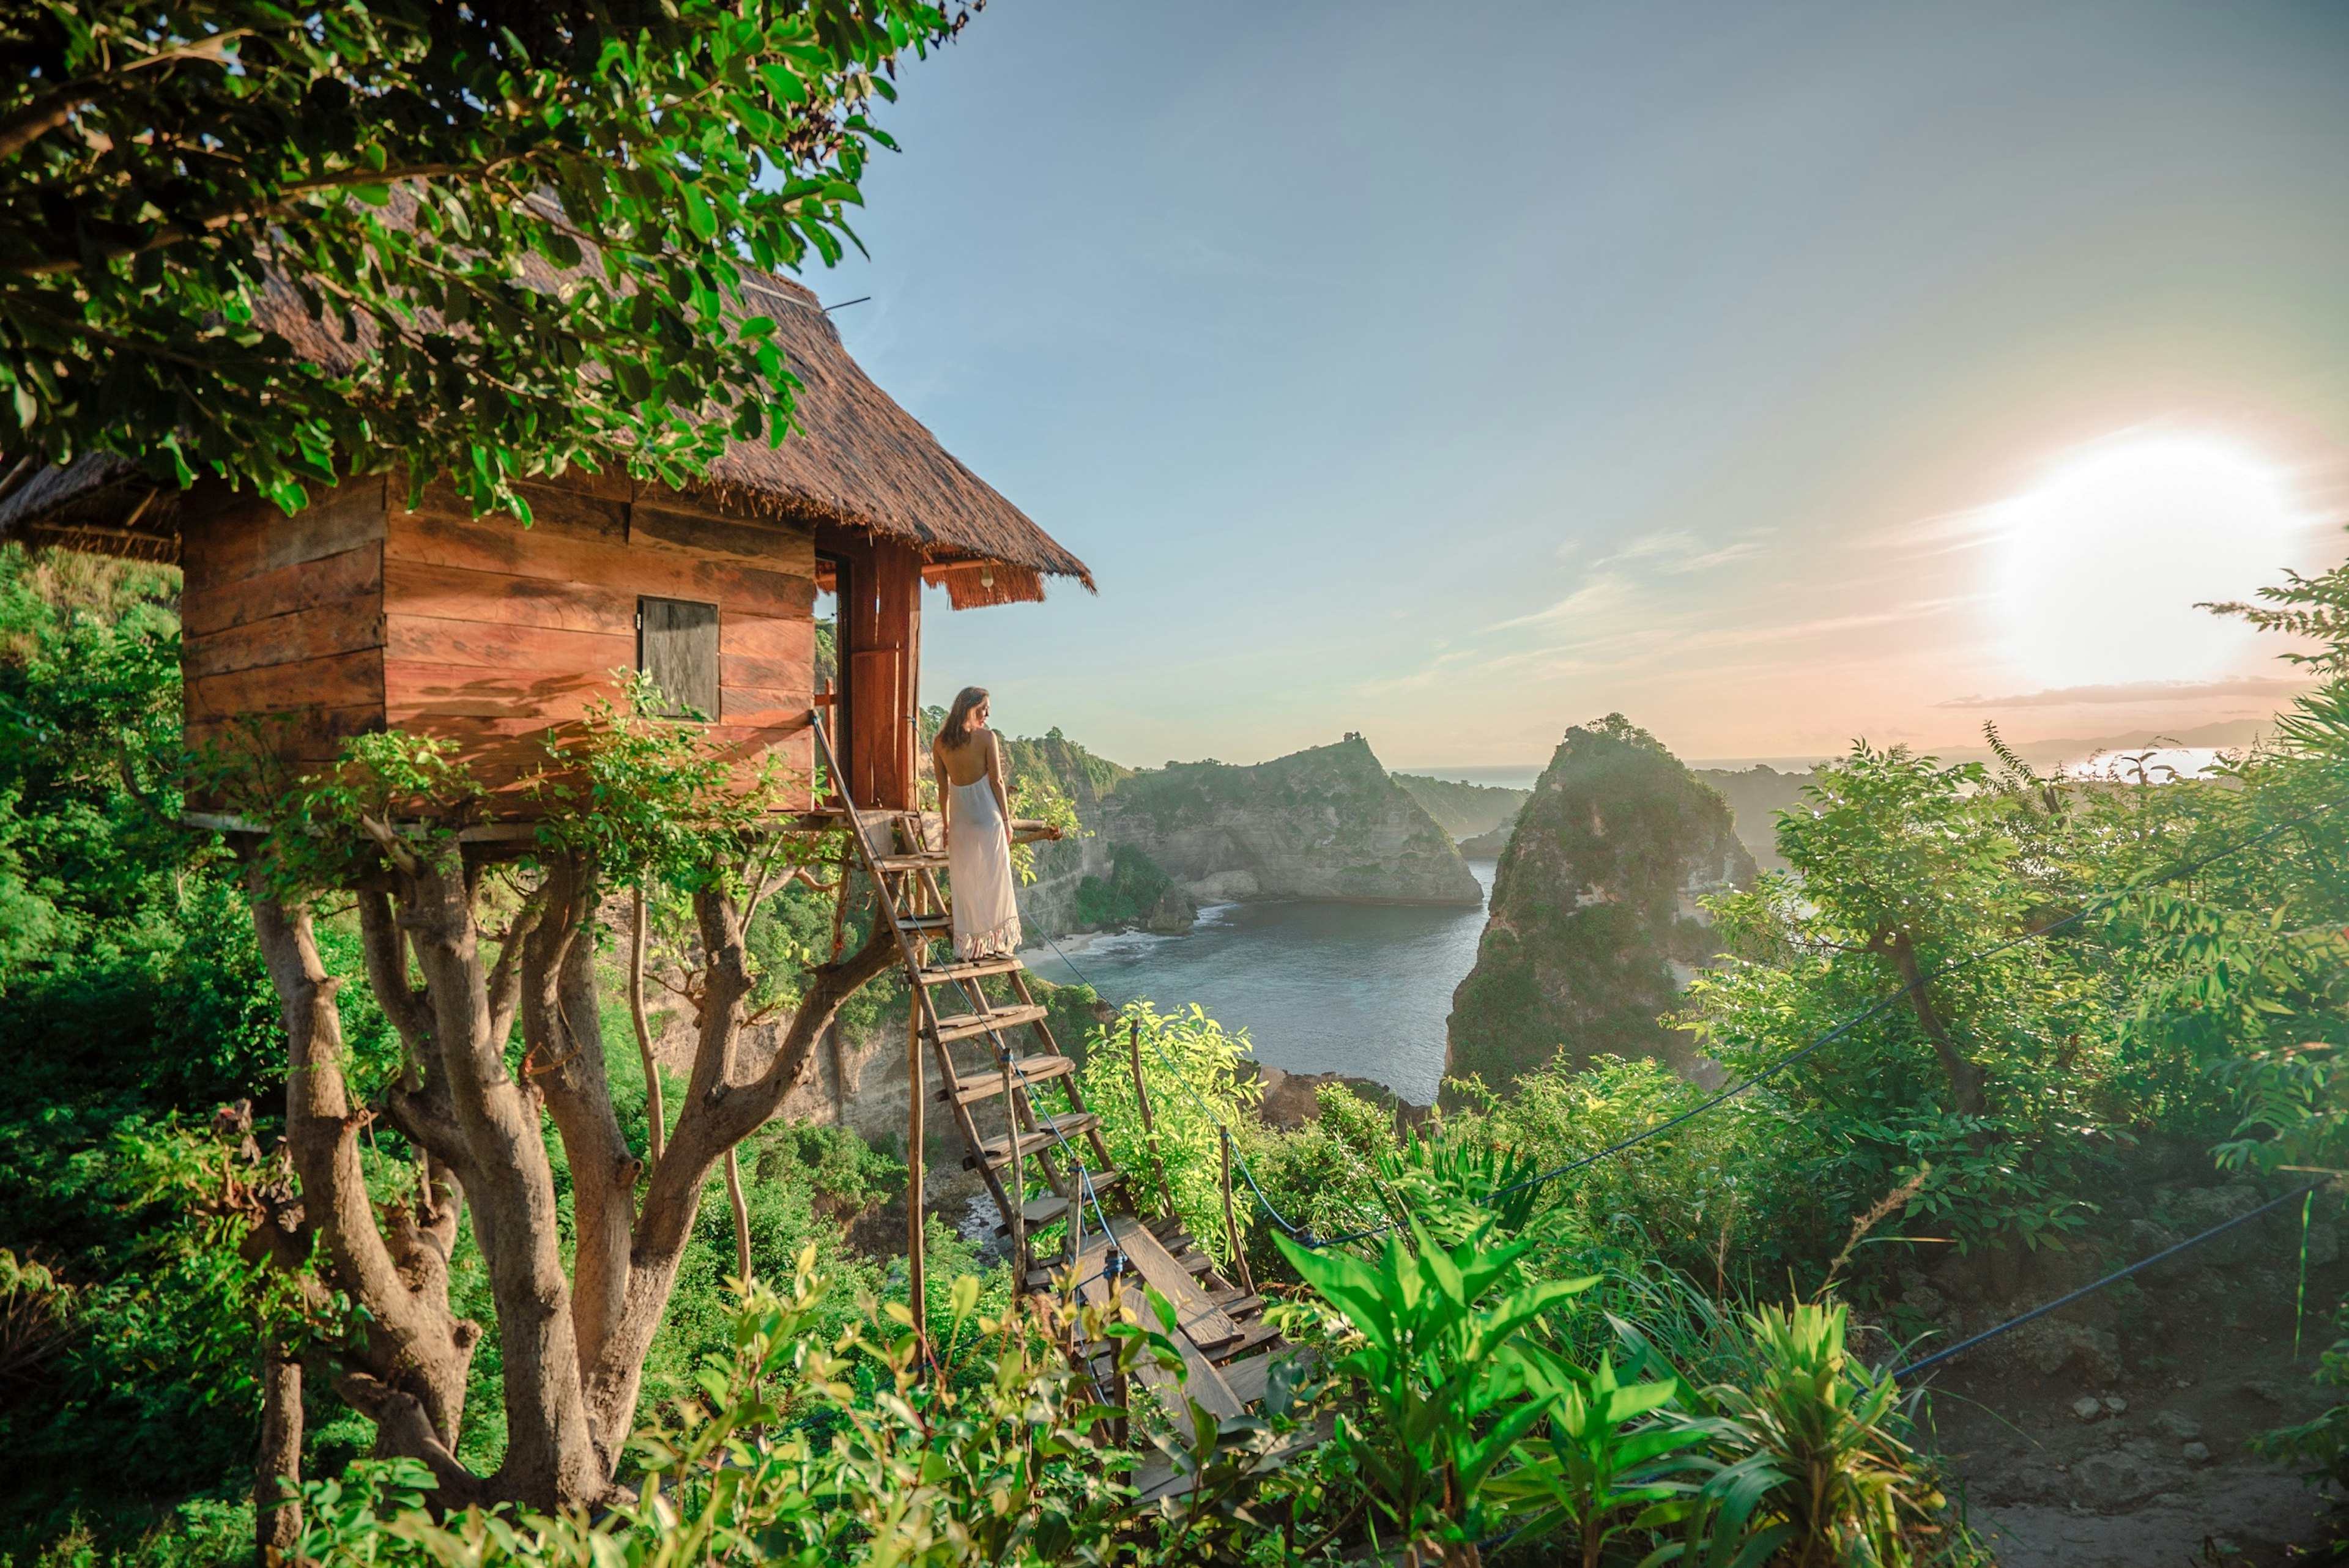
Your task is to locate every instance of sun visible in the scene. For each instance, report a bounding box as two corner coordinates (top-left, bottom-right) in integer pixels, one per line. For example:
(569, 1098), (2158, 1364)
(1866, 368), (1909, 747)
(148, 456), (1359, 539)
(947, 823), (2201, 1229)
(1992, 434), (2307, 690)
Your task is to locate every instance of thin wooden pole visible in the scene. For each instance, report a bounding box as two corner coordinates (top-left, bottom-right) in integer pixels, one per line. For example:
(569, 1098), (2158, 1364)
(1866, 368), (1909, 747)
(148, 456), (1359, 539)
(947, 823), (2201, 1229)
(629, 886), (664, 1164)
(725, 1147), (752, 1283)
(1004, 1052), (1026, 1289)
(1220, 1126), (1256, 1295)
(906, 988), (927, 1356)
(1127, 1018), (1170, 1214)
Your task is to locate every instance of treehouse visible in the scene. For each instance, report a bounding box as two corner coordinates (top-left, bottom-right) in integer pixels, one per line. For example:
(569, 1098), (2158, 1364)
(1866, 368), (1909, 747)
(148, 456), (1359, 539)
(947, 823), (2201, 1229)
(0, 272), (1093, 813)
(0, 272), (1290, 1433)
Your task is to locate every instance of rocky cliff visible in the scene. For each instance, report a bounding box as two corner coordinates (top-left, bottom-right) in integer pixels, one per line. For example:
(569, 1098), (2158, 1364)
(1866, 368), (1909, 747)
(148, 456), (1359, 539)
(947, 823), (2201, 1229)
(1099, 737), (1483, 906)
(1445, 714), (1755, 1092)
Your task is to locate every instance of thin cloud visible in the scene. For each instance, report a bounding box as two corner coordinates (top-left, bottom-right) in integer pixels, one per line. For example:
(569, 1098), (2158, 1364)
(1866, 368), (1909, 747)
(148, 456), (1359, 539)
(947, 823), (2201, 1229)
(1937, 676), (2306, 709)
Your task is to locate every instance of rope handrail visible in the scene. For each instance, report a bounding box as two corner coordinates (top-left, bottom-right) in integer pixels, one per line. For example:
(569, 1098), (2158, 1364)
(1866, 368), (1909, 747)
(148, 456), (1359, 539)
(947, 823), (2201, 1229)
(1893, 1177), (2328, 1381)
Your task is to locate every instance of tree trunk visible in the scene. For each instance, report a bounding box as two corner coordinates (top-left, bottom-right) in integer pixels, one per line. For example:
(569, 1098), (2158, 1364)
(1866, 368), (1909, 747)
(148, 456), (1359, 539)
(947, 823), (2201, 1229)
(397, 853), (601, 1507)
(256, 1344), (302, 1565)
(247, 879), (481, 1501)
(1871, 928), (1985, 1117)
(251, 849), (900, 1509)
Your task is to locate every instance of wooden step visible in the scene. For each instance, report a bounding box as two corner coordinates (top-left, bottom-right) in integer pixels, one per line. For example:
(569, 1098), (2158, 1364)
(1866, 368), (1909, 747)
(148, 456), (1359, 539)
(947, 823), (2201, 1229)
(1220, 1350), (1297, 1408)
(874, 851), (948, 873)
(929, 1004), (1048, 1045)
(895, 911), (952, 931)
(942, 1053), (1075, 1104)
(1209, 1292), (1264, 1318)
(1002, 1180), (1138, 1243)
(1211, 1318), (1283, 1363)
(967, 1112), (1099, 1169)
(1063, 1230), (1245, 1421)
(1106, 1214), (1242, 1350)
(997, 1191), (1076, 1235)
(918, 955), (1026, 986)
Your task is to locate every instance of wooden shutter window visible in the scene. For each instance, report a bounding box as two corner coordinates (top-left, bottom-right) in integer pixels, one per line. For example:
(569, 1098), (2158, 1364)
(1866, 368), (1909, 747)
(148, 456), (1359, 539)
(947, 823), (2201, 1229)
(637, 597), (720, 719)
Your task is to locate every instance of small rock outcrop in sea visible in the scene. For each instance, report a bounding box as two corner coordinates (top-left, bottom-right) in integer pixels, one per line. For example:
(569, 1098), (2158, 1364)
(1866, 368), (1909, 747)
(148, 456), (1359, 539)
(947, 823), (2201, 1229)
(1099, 736), (1483, 906)
(1444, 714), (1755, 1092)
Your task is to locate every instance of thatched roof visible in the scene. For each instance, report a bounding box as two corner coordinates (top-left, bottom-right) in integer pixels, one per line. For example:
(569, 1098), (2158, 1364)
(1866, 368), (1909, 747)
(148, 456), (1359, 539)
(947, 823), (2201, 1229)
(0, 269), (1091, 605)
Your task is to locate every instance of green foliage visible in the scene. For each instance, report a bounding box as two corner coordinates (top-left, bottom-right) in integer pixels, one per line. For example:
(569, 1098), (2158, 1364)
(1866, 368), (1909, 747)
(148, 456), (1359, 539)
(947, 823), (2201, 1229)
(1702, 1303), (1937, 1568)
(0, 547), (292, 1553)
(289, 1257), (1146, 1567)
(1072, 844), (1174, 930)
(1009, 771), (1082, 887)
(1078, 1001), (1261, 1263)
(1680, 745), (2133, 1258)
(3, 0), (976, 518)
(1280, 1221), (1596, 1557)
(1486, 1350), (1718, 1568)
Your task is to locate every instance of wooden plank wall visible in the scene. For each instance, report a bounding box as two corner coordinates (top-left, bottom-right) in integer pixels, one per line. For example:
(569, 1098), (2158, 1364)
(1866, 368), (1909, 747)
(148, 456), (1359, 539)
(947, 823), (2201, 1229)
(382, 475), (817, 800)
(181, 476), (390, 775)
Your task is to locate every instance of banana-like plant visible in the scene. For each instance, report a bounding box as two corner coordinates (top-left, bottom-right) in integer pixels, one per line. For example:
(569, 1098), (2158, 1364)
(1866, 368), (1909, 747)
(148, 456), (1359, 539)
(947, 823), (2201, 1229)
(1702, 1302), (1936, 1568)
(1277, 1220), (1594, 1567)
(1486, 1347), (1719, 1568)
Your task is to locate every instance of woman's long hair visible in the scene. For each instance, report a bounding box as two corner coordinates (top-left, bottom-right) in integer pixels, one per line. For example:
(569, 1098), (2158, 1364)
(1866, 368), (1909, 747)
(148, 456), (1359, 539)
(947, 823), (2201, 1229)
(940, 686), (989, 749)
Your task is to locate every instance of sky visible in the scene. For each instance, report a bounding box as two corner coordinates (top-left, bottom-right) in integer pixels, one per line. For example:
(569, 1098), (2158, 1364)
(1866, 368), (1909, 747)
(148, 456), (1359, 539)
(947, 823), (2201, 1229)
(816, 0), (2349, 772)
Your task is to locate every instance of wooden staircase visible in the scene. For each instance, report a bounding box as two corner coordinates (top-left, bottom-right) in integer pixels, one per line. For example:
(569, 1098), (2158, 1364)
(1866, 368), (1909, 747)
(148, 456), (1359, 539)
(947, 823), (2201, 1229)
(809, 717), (1285, 1425)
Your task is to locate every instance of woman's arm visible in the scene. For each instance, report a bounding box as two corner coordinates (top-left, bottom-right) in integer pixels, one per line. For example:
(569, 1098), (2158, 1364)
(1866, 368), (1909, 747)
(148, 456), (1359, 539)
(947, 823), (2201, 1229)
(988, 732), (1012, 825)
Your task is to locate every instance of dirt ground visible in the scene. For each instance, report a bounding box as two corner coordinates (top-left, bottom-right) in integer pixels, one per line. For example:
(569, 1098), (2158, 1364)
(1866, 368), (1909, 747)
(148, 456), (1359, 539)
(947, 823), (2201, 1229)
(1909, 1174), (2347, 1566)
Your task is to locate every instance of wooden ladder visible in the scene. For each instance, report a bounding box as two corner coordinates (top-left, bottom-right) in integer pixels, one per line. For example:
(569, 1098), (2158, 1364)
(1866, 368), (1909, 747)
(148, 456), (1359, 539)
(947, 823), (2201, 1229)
(807, 716), (1288, 1433)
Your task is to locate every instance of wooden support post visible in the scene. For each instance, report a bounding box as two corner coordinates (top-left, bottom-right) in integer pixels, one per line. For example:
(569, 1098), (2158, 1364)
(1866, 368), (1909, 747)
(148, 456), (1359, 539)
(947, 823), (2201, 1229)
(907, 989), (927, 1358)
(1220, 1125), (1256, 1296)
(1003, 1051), (1026, 1289)
(1128, 1018), (1170, 1214)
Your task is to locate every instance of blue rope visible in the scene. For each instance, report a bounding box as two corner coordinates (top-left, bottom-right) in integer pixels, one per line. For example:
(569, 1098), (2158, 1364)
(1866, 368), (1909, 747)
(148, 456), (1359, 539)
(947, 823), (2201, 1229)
(1893, 1178), (2328, 1380)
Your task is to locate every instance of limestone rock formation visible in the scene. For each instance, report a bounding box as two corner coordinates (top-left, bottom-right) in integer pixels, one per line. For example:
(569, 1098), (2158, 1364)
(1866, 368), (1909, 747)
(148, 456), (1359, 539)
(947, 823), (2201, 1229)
(1445, 714), (1755, 1092)
(1098, 737), (1483, 906)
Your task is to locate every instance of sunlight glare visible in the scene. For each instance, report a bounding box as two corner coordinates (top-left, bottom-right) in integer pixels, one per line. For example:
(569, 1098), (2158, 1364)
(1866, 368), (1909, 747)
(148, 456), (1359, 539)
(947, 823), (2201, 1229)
(1993, 435), (2306, 690)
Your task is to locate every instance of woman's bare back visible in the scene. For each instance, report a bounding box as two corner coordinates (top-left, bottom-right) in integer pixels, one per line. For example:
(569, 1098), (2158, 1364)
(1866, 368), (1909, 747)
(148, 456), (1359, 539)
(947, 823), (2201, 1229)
(934, 727), (996, 788)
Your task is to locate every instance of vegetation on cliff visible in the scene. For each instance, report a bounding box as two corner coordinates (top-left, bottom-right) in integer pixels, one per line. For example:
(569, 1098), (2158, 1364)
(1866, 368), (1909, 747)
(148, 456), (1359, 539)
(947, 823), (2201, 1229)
(1100, 737), (1482, 904)
(1390, 773), (1531, 840)
(1446, 715), (1755, 1091)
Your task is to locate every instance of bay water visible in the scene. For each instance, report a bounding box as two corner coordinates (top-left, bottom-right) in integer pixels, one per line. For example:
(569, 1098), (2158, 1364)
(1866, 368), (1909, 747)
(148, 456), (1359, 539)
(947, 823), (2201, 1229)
(1018, 860), (1499, 1106)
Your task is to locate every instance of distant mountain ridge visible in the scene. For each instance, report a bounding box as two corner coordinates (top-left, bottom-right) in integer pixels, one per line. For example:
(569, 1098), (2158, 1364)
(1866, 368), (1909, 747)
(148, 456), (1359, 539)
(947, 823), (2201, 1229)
(1392, 774), (1532, 840)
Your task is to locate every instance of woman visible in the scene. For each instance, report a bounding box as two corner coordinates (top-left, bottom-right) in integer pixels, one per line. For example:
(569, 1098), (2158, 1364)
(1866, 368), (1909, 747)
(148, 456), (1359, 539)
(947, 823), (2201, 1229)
(932, 686), (1022, 960)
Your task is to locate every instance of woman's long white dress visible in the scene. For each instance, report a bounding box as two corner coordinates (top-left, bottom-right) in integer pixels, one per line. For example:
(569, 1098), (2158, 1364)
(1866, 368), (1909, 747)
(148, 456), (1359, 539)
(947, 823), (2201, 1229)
(946, 773), (1022, 959)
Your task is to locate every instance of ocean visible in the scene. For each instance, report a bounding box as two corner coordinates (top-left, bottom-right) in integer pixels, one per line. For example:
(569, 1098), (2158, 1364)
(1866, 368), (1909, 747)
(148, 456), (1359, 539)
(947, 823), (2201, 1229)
(1017, 860), (1499, 1105)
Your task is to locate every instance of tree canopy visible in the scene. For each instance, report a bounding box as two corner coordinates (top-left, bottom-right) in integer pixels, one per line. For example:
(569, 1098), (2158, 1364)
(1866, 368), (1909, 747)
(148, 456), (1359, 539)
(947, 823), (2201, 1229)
(0, 0), (972, 518)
